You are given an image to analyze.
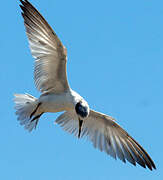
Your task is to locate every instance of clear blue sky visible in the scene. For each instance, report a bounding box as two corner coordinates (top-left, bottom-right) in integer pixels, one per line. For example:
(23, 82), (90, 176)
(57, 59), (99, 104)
(1, 0), (162, 179)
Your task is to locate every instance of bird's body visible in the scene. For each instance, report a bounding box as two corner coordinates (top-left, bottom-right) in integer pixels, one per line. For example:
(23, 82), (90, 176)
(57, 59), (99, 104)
(36, 89), (86, 114)
(14, 0), (156, 170)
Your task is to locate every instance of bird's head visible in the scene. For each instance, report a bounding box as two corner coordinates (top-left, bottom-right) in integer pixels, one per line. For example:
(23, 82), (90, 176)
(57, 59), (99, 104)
(75, 100), (90, 119)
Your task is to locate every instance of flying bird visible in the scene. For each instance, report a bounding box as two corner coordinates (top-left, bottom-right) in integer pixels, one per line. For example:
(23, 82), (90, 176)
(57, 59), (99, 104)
(14, 0), (156, 170)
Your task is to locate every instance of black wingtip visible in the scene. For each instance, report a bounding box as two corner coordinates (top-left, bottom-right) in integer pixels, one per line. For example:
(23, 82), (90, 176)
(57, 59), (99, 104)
(19, 0), (26, 12)
(152, 163), (156, 170)
(19, 0), (31, 7)
(19, 0), (25, 6)
(19, 4), (24, 11)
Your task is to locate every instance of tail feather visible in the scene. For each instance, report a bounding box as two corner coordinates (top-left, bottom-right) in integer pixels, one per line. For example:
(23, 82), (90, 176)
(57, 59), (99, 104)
(14, 93), (41, 132)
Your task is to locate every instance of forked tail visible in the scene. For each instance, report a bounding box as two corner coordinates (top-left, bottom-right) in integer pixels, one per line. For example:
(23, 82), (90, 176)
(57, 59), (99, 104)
(14, 93), (42, 132)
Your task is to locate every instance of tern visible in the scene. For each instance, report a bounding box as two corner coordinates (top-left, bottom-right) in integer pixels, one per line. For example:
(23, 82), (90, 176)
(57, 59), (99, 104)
(14, 0), (156, 170)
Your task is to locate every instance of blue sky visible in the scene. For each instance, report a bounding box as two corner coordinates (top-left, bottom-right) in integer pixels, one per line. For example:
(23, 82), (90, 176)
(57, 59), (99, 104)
(1, 0), (162, 179)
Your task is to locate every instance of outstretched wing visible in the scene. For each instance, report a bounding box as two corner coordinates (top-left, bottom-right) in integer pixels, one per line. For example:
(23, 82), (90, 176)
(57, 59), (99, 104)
(56, 110), (156, 170)
(20, 0), (69, 93)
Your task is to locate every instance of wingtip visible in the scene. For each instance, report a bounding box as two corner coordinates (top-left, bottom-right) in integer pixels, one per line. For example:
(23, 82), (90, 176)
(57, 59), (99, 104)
(19, 0), (25, 6)
(152, 163), (156, 170)
(19, 4), (24, 12)
(19, 0), (31, 8)
(19, 0), (28, 4)
(127, 160), (157, 171)
(140, 161), (156, 171)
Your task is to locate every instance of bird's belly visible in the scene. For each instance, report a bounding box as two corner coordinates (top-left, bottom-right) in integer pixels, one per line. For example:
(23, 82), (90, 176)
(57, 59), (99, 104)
(39, 93), (73, 113)
(41, 101), (67, 112)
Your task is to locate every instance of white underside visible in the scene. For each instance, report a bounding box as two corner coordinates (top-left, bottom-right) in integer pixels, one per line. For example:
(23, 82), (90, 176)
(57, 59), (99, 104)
(38, 89), (83, 114)
(14, 89), (83, 132)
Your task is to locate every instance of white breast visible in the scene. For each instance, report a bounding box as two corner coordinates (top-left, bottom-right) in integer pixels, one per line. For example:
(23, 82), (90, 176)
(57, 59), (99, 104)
(39, 90), (79, 113)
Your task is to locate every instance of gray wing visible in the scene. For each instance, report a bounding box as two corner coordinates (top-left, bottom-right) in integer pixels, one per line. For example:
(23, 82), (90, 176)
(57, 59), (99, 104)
(56, 110), (156, 170)
(20, 0), (69, 93)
